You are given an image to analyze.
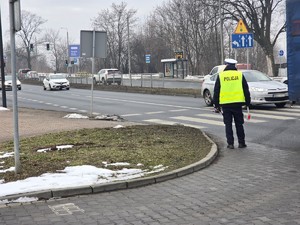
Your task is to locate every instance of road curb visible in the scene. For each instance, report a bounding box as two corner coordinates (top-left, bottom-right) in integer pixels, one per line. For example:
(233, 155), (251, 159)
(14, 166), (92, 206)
(0, 131), (218, 203)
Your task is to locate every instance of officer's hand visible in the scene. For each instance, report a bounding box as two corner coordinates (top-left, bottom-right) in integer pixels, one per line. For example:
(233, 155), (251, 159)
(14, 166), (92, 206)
(214, 106), (221, 113)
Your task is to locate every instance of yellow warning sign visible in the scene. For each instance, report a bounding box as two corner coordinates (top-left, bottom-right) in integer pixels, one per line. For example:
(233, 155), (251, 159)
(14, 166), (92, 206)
(234, 19), (249, 34)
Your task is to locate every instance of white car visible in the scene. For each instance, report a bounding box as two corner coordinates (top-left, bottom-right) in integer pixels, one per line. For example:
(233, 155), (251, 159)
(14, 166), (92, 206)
(0, 75), (22, 91)
(201, 70), (289, 108)
(93, 68), (122, 85)
(43, 73), (70, 91)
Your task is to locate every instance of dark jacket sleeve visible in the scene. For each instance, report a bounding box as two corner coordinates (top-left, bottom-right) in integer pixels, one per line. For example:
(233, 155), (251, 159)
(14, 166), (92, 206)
(213, 76), (221, 107)
(242, 76), (251, 106)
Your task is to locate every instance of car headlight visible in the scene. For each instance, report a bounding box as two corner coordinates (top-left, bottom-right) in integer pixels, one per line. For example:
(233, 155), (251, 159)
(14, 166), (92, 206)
(249, 87), (267, 92)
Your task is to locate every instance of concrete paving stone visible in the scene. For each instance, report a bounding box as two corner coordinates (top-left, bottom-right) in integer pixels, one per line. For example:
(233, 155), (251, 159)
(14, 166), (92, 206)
(147, 222), (161, 225)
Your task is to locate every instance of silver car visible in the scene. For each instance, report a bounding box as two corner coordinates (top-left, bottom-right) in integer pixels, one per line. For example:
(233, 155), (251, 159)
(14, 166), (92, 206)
(0, 75), (22, 91)
(201, 70), (289, 108)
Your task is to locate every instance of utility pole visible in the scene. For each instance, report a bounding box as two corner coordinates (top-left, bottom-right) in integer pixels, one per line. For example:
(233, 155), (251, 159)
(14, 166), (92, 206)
(61, 27), (70, 76)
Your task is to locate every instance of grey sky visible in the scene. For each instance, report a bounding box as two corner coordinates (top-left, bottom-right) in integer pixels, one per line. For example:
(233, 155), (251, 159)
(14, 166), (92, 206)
(1, 0), (164, 44)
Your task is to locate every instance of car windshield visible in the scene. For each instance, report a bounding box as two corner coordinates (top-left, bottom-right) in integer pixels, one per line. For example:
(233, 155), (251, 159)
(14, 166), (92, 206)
(5, 75), (12, 80)
(108, 70), (120, 74)
(49, 75), (65, 79)
(242, 70), (272, 82)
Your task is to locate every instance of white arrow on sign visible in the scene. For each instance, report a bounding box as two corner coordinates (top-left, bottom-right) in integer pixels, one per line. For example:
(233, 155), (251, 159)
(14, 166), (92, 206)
(241, 35), (245, 47)
(232, 40), (240, 47)
(248, 35), (253, 47)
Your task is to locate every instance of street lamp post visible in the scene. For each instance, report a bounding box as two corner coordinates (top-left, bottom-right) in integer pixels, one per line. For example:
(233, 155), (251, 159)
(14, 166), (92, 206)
(61, 27), (70, 76)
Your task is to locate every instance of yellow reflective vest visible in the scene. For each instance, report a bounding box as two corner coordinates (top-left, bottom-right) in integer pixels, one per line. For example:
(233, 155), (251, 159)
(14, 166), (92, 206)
(219, 70), (245, 104)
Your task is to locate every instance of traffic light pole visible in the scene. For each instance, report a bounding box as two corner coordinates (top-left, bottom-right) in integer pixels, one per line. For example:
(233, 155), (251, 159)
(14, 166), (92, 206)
(0, 5), (7, 107)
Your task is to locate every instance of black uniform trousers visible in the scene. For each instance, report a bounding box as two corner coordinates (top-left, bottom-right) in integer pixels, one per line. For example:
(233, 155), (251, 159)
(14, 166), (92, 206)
(222, 106), (245, 145)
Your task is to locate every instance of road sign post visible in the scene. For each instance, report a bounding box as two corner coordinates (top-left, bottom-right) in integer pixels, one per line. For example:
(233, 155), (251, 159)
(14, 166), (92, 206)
(232, 19), (253, 69)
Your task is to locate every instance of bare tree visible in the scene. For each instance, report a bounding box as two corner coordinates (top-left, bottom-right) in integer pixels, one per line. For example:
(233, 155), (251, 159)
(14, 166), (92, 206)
(150, 0), (221, 75)
(43, 29), (67, 72)
(16, 10), (47, 70)
(222, 0), (285, 76)
(92, 2), (137, 72)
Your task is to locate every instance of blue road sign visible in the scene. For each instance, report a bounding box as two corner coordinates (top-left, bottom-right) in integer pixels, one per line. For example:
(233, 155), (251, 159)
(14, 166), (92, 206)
(145, 54), (151, 63)
(69, 45), (80, 58)
(279, 50), (284, 56)
(232, 33), (253, 48)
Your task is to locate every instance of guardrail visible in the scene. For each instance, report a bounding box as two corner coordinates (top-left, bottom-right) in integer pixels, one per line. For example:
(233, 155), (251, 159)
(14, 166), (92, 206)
(36, 73), (204, 90)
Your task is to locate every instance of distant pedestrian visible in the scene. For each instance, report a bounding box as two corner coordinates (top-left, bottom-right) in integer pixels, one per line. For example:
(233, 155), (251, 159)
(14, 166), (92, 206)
(213, 58), (251, 149)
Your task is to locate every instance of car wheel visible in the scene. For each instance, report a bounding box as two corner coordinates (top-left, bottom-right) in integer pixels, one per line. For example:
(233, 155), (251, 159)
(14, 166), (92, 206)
(117, 82), (121, 86)
(18, 87), (21, 91)
(49, 84), (52, 91)
(275, 103), (286, 108)
(43, 85), (46, 90)
(93, 78), (97, 84)
(203, 90), (213, 106)
(66, 87), (70, 90)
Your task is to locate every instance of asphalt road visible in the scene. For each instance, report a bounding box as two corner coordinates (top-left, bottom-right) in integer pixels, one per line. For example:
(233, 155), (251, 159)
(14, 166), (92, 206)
(3, 84), (300, 152)
(0, 84), (300, 224)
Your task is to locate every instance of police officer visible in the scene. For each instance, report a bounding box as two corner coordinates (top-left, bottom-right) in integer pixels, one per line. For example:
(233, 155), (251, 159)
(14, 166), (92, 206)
(213, 58), (251, 149)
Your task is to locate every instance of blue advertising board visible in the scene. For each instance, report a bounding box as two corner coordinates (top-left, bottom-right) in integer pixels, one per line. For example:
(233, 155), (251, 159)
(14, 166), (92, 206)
(69, 45), (80, 58)
(286, 0), (300, 101)
(232, 33), (253, 48)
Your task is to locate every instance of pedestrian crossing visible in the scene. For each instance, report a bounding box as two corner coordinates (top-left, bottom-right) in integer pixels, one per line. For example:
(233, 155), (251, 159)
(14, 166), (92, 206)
(143, 105), (300, 129)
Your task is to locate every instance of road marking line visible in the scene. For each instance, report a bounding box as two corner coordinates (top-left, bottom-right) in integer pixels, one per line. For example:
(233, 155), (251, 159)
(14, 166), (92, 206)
(195, 113), (266, 123)
(144, 119), (206, 129)
(145, 111), (165, 115)
(250, 109), (300, 117)
(202, 107), (297, 120)
(169, 109), (188, 112)
(121, 113), (142, 117)
(69, 108), (78, 110)
(273, 108), (300, 112)
(249, 113), (295, 120)
(171, 116), (225, 126)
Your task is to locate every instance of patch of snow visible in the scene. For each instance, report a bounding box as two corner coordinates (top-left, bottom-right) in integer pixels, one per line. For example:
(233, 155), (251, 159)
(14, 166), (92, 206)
(64, 113), (89, 119)
(0, 107), (9, 111)
(0, 152), (14, 159)
(0, 167), (15, 173)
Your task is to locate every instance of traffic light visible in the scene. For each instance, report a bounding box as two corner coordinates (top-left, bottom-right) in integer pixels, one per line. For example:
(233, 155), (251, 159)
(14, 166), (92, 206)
(46, 43), (50, 50)
(30, 43), (34, 51)
(65, 60), (68, 66)
(175, 51), (183, 59)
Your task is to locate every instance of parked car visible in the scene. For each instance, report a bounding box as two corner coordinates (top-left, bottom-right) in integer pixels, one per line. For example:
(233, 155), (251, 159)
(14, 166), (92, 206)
(43, 73), (70, 90)
(0, 75), (22, 91)
(17, 68), (31, 80)
(202, 69), (289, 108)
(26, 71), (39, 80)
(93, 68), (122, 85)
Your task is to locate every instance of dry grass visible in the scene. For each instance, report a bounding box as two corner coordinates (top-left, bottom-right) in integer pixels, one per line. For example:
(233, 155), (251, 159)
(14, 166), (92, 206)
(0, 125), (212, 183)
